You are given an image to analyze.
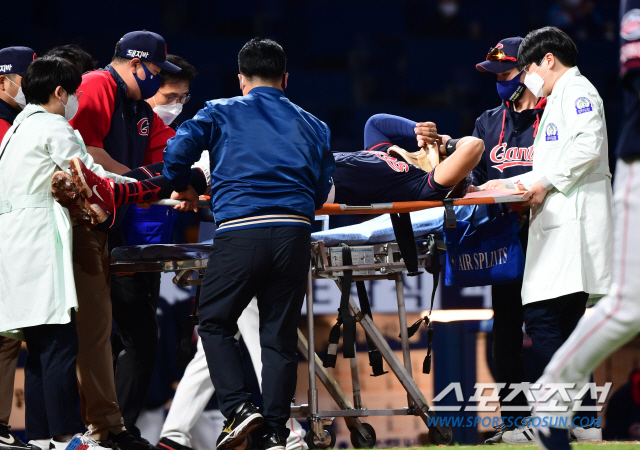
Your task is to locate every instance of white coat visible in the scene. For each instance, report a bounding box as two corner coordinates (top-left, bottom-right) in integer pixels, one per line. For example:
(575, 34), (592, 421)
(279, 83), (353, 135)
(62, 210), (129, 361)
(506, 67), (614, 305)
(0, 105), (132, 334)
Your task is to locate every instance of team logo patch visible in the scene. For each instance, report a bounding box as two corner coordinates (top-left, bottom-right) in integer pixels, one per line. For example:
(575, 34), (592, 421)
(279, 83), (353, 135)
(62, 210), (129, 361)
(575, 97), (593, 115)
(489, 143), (534, 172)
(621, 9), (640, 41)
(0, 64), (12, 73)
(545, 123), (558, 142)
(495, 43), (503, 49)
(138, 118), (149, 136)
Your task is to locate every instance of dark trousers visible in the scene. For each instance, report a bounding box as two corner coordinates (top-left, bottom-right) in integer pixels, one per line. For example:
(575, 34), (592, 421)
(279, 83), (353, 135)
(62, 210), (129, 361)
(23, 313), (84, 439)
(111, 272), (161, 432)
(523, 291), (589, 382)
(491, 280), (529, 428)
(198, 226), (311, 437)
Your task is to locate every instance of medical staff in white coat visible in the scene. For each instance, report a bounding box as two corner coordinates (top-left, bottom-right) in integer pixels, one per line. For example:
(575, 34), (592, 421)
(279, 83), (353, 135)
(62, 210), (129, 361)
(482, 27), (613, 446)
(0, 56), (133, 450)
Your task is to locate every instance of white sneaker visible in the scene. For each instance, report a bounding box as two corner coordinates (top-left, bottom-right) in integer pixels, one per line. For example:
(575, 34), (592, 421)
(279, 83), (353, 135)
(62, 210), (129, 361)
(501, 421), (536, 444)
(27, 441), (49, 450)
(570, 426), (602, 442)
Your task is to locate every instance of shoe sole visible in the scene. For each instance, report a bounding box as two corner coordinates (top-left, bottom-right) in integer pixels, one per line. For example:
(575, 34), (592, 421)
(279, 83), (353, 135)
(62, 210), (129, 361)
(217, 414), (264, 450)
(51, 171), (100, 228)
(67, 160), (109, 224)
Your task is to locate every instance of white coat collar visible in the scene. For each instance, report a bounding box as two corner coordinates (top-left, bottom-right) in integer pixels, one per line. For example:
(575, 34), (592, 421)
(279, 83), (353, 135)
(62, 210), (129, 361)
(548, 66), (580, 100)
(13, 104), (48, 125)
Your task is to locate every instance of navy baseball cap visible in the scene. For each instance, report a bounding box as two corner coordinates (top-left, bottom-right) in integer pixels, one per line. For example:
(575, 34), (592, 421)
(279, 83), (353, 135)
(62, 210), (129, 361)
(0, 46), (36, 76)
(114, 30), (181, 73)
(476, 37), (523, 73)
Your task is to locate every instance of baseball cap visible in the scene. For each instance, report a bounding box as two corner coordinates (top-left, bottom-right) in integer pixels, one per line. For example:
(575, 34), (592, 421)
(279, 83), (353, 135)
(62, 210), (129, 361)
(476, 37), (523, 73)
(0, 46), (37, 76)
(114, 30), (181, 73)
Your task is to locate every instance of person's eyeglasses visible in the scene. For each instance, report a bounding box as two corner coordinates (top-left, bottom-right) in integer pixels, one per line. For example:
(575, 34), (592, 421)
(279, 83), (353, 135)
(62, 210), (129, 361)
(157, 91), (191, 104)
(486, 47), (517, 62)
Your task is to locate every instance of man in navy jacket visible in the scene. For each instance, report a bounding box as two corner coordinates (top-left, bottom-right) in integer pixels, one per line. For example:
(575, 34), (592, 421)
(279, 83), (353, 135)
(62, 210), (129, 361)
(164, 38), (334, 450)
(471, 37), (546, 445)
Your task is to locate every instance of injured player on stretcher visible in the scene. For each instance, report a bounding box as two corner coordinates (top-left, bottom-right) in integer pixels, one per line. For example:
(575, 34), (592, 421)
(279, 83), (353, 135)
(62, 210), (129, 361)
(51, 113), (484, 226)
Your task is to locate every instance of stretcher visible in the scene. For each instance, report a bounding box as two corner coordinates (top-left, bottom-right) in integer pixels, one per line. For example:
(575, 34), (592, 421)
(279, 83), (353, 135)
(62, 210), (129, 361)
(113, 189), (525, 448)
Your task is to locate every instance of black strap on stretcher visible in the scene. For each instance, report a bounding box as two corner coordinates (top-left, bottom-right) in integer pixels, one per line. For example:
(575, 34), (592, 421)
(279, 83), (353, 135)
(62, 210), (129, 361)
(176, 281), (201, 367)
(389, 213), (422, 276)
(323, 244), (387, 376)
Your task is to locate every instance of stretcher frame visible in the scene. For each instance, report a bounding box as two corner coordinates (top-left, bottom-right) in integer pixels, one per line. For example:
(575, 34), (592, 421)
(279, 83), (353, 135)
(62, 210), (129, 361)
(113, 191), (525, 448)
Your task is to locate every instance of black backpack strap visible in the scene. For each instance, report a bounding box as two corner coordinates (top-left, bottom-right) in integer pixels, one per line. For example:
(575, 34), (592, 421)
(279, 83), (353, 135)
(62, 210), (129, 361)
(324, 244), (356, 367)
(355, 281), (388, 377)
(390, 213), (422, 276)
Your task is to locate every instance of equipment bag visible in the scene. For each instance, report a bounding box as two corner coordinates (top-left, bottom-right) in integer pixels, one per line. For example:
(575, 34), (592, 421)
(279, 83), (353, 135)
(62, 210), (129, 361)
(444, 204), (525, 287)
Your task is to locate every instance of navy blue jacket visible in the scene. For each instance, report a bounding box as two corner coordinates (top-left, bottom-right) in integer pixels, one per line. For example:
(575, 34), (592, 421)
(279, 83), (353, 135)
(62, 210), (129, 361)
(617, 0), (640, 159)
(471, 99), (546, 185)
(163, 87), (335, 230)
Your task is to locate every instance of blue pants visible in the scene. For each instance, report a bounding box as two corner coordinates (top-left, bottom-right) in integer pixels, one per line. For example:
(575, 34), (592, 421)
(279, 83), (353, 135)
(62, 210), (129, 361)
(23, 313), (83, 439)
(198, 226), (310, 438)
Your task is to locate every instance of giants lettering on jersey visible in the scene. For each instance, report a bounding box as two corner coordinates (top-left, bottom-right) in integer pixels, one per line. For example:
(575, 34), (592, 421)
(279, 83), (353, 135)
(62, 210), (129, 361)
(138, 118), (149, 136)
(371, 151), (409, 172)
(489, 143), (533, 172)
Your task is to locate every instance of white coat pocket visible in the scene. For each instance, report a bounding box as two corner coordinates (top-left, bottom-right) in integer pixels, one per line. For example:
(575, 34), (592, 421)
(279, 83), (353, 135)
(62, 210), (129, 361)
(539, 190), (576, 232)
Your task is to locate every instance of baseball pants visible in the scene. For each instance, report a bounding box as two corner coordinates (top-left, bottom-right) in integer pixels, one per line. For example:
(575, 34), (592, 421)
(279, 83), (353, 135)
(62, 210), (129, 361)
(160, 299), (305, 450)
(535, 158), (640, 424)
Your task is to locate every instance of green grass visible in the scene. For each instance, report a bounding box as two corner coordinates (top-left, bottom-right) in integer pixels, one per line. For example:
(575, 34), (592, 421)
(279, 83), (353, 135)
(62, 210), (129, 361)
(402, 443), (640, 449)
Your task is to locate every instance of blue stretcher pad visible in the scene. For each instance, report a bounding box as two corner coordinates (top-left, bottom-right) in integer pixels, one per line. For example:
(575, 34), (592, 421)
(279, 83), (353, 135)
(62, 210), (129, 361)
(311, 204), (492, 246)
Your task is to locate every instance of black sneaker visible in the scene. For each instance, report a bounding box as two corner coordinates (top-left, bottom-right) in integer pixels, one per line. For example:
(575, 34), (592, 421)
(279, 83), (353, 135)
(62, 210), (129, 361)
(259, 430), (285, 450)
(216, 402), (264, 450)
(483, 424), (506, 445)
(0, 425), (30, 450)
(157, 439), (191, 450)
(108, 431), (157, 450)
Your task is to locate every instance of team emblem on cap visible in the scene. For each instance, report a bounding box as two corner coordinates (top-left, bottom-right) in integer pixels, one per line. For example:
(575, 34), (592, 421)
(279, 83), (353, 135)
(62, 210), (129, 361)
(621, 9), (640, 41)
(127, 49), (150, 59)
(495, 43), (503, 49)
(575, 97), (593, 115)
(0, 64), (12, 73)
(545, 123), (558, 142)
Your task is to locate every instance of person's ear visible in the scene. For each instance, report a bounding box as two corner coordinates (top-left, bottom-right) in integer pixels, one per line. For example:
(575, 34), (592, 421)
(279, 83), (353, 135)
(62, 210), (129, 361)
(54, 86), (67, 102)
(238, 74), (245, 91)
(283, 73), (288, 90)
(130, 58), (141, 74)
(547, 53), (556, 70)
(0, 75), (6, 92)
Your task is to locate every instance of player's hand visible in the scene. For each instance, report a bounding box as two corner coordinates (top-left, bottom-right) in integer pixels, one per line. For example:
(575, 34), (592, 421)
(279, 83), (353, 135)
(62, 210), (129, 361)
(479, 179), (505, 190)
(171, 185), (199, 212)
(521, 181), (548, 206)
(415, 122), (438, 147)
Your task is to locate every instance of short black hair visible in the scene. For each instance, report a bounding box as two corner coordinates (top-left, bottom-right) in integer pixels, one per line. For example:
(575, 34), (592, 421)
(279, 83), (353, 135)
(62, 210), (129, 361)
(44, 44), (97, 74)
(22, 56), (82, 105)
(517, 27), (578, 71)
(238, 37), (286, 82)
(159, 55), (197, 86)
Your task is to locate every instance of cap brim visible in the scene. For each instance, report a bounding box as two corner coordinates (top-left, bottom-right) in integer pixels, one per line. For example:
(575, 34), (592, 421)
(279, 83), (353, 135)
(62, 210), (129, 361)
(476, 60), (518, 73)
(156, 60), (182, 73)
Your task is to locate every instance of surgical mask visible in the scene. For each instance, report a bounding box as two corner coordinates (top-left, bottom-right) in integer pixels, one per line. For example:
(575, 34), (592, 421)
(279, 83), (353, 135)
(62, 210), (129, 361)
(6, 78), (26, 109)
(153, 102), (183, 125)
(496, 70), (526, 102)
(524, 61), (550, 98)
(134, 62), (161, 99)
(58, 91), (79, 121)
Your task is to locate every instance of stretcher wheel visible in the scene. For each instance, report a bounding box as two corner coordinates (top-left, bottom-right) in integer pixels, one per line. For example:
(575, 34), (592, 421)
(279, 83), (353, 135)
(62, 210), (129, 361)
(305, 425), (336, 449)
(428, 425), (454, 445)
(349, 423), (376, 448)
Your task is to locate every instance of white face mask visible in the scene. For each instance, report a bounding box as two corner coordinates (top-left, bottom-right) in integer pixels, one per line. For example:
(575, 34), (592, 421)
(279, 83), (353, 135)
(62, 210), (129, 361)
(6, 78), (26, 109)
(154, 102), (183, 125)
(524, 60), (550, 98)
(58, 90), (79, 121)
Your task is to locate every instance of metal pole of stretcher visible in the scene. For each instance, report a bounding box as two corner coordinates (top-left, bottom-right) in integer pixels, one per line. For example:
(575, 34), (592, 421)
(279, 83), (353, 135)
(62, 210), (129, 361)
(305, 263), (325, 442)
(394, 273), (414, 409)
